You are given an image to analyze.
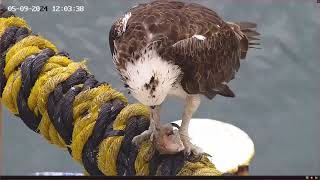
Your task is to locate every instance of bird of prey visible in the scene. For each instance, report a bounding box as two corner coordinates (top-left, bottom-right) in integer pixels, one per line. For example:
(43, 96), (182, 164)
(109, 0), (260, 156)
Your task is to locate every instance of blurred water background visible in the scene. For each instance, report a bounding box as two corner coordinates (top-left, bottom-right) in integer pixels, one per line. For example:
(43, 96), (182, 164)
(2, 0), (320, 175)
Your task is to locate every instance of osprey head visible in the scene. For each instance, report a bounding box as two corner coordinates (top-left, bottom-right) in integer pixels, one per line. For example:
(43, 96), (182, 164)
(120, 48), (181, 106)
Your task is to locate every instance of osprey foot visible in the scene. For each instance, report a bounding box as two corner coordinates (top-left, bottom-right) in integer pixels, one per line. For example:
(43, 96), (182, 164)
(180, 134), (204, 158)
(132, 127), (158, 146)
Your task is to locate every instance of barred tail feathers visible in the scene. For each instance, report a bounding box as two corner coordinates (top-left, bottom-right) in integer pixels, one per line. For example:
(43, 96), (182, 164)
(227, 21), (261, 59)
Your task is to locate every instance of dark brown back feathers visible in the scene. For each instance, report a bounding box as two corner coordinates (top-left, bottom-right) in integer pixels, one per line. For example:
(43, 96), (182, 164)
(109, 0), (260, 99)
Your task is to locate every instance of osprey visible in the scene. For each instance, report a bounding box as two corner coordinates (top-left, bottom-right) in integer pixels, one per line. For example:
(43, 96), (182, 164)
(109, 0), (260, 156)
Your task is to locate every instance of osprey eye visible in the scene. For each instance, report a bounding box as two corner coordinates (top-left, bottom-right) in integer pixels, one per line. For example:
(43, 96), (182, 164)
(124, 84), (129, 88)
(166, 130), (174, 136)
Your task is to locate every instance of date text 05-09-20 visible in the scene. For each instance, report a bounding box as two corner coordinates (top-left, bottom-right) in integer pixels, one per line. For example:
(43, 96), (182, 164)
(7, 5), (85, 12)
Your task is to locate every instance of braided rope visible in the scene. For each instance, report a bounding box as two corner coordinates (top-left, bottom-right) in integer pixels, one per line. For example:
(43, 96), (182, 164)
(0, 6), (222, 176)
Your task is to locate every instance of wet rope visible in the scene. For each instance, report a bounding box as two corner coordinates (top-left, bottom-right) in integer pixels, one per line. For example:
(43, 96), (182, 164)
(0, 5), (222, 176)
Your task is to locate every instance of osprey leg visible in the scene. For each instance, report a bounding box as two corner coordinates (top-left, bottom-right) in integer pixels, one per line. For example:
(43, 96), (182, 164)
(132, 105), (161, 145)
(180, 95), (203, 156)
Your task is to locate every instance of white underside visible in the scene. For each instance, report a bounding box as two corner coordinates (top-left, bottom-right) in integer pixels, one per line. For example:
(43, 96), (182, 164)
(172, 119), (255, 173)
(122, 48), (181, 105)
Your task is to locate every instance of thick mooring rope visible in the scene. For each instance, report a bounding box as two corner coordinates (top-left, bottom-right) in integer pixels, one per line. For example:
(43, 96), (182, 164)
(0, 6), (222, 176)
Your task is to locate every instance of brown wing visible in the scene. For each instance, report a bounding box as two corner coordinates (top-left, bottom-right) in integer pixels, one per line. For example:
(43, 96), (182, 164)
(153, 2), (242, 99)
(170, 19), (260, 99)
(170, 27), (241, 99)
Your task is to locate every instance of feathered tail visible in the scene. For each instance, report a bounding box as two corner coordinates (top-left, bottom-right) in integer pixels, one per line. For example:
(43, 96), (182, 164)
(227, 21), (261, 59)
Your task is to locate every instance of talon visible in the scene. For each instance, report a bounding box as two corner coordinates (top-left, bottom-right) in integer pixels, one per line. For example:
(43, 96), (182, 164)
(150, 132), (155, 142)
(203, 152), (212, 157)
(131, 125), (159, 146)
(132, 135), (144, 147)
(185, 151), (191, 156)
(180, 135), (203, 159)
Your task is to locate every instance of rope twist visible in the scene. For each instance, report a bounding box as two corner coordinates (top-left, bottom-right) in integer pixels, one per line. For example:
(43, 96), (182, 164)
(0, 5), (222, 176)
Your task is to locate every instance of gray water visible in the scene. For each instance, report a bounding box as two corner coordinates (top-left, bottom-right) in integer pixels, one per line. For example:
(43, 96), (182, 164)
(2, 0), (320, 176)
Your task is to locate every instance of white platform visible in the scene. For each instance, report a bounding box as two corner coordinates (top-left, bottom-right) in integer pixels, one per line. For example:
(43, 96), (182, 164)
(172, 119), (255, 173)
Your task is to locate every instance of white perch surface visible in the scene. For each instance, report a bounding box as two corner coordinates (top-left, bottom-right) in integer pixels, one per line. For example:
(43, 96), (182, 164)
(172, 118), (255, 174)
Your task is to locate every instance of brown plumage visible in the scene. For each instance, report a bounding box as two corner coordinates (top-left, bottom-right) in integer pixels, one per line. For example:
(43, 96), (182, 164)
(109, 0), (260, 156)
(109, 0), (259, 100)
